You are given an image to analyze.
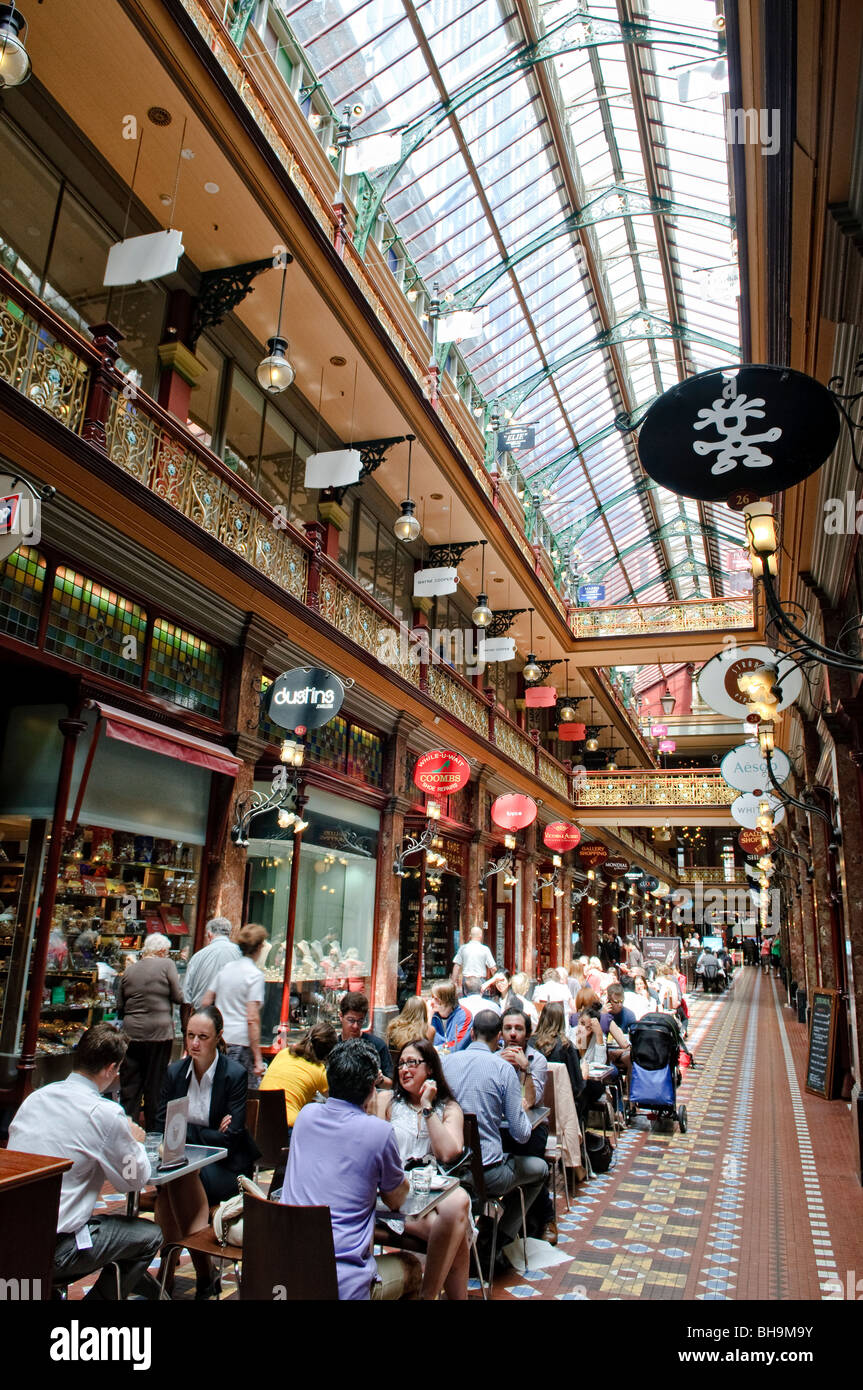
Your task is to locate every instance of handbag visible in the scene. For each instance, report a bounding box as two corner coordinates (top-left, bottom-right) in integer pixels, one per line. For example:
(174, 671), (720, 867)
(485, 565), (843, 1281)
(584, 1130), (615, 1174)
(213, 1173), (268, 1248)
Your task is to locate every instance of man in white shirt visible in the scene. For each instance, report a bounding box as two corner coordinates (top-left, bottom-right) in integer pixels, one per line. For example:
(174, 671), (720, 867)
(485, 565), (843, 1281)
(182, 915), (239, 1021)
(452, 925), (497, 990)
(203, 922), (267, 1088)
(459, 975), (503, 1022)
(8, 1024), (162, 1299)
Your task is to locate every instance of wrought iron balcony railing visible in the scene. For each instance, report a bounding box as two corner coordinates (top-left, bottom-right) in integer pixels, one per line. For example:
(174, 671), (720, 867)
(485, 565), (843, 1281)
(573, 769), (735, 808)
(570, 594), (755, 640)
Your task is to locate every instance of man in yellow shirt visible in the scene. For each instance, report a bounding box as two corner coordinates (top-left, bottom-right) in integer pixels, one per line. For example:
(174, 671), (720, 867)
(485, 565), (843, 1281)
(260, 1022), (336, 1125)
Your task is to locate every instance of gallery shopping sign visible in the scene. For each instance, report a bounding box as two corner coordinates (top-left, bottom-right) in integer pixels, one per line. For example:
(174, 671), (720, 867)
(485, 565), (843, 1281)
(413, 750), (471, 797)
(267, 667), (345, 733)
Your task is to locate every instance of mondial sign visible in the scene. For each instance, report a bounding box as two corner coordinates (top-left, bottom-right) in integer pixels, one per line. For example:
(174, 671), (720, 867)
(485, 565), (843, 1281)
(267, 667), (346, 732)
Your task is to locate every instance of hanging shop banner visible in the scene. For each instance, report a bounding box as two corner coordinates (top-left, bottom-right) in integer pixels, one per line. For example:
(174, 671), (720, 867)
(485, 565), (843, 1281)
(738, 827), (775, 853)
(577, 584), (606, 604)
(491, 793), (537, 830)
(525, 685), (557, 708)
(412, 566), (459, 598)
(267, 667), (345, 732)
(697, 644), (803, 718)
(438, 309), (485, 344)
(104, 228), (185, 285)
(731, 792), (786, 830)
(497, 424), (535, 453)
(652, 880), (671, 898)
(543, 822), (582, 852)
(602, 856), (631, 877)
(557, 722), (586, 741)
(479, 636), (516, 663)
(650, 724), (668, 737)
(720, 743), (792, 794)
(304, 448), (363, 489)
(344, 130), (403, 176)
(578, 842), (608, 869)
(624, 864), (644, 881)
(636, 364), (841, 503)
(640, 874), (660, 893)
(0, 473), (41, 564)
(413, 750), (471, 797)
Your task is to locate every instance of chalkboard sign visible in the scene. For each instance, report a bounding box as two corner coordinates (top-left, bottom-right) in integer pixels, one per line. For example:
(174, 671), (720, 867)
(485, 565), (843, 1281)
(806, 988), (840, 1099)
(642, 935), (682, 970)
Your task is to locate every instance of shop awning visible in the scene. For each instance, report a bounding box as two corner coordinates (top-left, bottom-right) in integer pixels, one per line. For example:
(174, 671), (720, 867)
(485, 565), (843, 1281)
(87, 701), (241, 778)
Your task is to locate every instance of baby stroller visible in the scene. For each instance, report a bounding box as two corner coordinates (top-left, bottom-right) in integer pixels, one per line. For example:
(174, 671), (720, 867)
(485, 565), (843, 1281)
(627, 1014), (687, 1133)
(700, 957), (724, 994)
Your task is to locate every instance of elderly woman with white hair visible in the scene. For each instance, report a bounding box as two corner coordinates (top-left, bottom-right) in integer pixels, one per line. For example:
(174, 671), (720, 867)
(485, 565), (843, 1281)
(117, 932), (183, 1130)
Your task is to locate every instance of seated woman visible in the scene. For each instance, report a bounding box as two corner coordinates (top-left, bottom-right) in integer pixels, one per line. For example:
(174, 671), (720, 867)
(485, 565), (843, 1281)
(260, 1021), (336, 1125)
(532, 1001), (584, 1101)
(386, 996), (430, 1063)
(155, 1006), (260, 1298)
(572, 1006), (627, 1113)
(624, 972), (656, 1020)
(375, 1037), (471, 1301)
(427, 979), (472, 1053)
(509, 971), (539, 1030)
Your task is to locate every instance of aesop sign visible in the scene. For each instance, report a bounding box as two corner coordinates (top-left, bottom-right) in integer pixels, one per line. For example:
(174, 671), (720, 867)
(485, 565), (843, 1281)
(267, 667), (345, 732)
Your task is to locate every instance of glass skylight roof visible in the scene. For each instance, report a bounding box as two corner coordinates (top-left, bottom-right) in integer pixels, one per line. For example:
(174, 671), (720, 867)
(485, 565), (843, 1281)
(282, 0), (746, 601)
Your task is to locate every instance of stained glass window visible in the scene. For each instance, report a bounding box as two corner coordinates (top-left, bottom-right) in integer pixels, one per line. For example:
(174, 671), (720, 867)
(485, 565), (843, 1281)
(147, 619), (224, 718)
(0, 545), (46, 644)
(45, 566), (146, 684)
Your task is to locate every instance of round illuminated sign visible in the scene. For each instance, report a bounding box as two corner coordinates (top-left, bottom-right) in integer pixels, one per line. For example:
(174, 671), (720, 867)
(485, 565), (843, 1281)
(731, 792), (786, 830)
(543, 822), (582, 852)
(578, 842), (608, 869)
(640, 874), (659, 893)
(413, 750), (471, 796)
(738, 827), (775, 853)
(637, 364), (840, 502)
(602, 856), (631, 877)
(697, 645), (802, 718)
(267, 667), (345, 732)
(720, 743), (791, 795)
(491, 793), (537, 831)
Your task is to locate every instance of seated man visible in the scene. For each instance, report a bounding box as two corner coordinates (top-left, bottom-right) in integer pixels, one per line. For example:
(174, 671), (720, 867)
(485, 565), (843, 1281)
(599, 983), (636, 1080)
(498, 1007), (553, 1240)
(443, 1011), (548, 1273)
(339, 991), (393, 1086)
(8, 1024), (162, 1299)
(695, 947), (724, 988)
(282, 1038), (413, 1300)
(460, 974), (501, 1020)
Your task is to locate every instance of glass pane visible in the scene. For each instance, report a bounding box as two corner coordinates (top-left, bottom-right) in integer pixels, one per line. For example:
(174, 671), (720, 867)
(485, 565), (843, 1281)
(0, 119), (60, 291)
(186, 337), (224, 450)
(257, 404), (296, 512)
(222, 367), (265, 488)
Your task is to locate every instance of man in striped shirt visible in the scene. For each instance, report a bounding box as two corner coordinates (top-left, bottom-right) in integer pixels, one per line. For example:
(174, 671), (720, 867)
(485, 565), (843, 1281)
(443, 1010), (548, 1265)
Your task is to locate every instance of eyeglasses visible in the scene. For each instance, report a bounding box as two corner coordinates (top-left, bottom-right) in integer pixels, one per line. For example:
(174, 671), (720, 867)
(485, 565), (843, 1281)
(397, 1058), (425, 1071)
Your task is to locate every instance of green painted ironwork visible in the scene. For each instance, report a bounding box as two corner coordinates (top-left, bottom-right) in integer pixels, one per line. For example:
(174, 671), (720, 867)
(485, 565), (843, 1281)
(353, 11), (723, 256)
(553, 476), (658, 551)
(228, 0), (256, 49)
(442, 187), (732, 318)
(525, 400), (657, 491)
(582, 519), (745, 584)
(629, 558), (731, 599)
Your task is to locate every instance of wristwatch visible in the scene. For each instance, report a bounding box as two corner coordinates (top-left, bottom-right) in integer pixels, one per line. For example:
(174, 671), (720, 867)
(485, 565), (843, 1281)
(422, 1106), (433, 1118)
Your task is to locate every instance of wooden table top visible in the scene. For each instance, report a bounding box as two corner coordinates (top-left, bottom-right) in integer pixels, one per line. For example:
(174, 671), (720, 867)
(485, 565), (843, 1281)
(0, 1149), (73, 1191)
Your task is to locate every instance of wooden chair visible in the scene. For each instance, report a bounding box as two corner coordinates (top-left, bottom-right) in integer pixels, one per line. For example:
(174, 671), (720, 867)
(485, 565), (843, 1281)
(461, 1113), (527, 1295)
(253, 1087), (292, 1170)
(541, 1073), (570, 1212)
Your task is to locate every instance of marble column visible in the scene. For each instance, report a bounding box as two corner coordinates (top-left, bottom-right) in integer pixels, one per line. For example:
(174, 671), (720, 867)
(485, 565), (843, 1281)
(372, 712), (419, 1017)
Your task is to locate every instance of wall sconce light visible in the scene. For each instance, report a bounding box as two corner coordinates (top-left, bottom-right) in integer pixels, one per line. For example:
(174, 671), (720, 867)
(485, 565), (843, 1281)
(280, 737), (305, 767)
(504, 832), (517, 850)
(427, 798), (441, 820)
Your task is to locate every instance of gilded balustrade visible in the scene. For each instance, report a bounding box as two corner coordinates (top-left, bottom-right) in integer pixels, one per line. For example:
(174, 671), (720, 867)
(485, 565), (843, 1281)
(0, 299), (90, 432)
(427, 666), (490, 738)
(539, 749), (568, 797)
(106, 393), (307, 602)
(493, 719), (536, 774)
(678, 867), (748, 884)
(573, 771), (734, 808)
(571, 596), (754, 640)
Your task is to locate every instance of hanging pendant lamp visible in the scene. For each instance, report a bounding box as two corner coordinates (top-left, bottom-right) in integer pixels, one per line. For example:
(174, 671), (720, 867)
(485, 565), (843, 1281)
(472, 540), (493, 627)
(256, 264), (295, 394)
(522, 608), (542, 683)
(393, 435), (421, 542)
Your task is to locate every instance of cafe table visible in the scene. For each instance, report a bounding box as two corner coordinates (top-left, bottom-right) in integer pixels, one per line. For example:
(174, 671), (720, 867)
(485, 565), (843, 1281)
(376, 1175), (459, 1222)
(126, 1143), (228, 1218)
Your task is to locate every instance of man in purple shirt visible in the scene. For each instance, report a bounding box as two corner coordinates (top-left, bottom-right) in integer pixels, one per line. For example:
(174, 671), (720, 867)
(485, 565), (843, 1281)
(282, 1038), (409, 1299)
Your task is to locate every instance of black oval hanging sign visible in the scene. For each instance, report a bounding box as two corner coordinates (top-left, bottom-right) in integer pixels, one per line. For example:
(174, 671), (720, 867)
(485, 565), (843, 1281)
(267, 667), (345, 732)
(637, 365), (840, 502)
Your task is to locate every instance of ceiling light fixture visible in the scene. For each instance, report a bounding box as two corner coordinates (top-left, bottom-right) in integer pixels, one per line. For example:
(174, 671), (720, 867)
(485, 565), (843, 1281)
(559, 658), (577, 721)
(472, 539), (493, 627)
(0, 5), (30, 87)
(523, 607), (542, 683)
(256, 261), (295, 394)
(393, 435), (421, 542)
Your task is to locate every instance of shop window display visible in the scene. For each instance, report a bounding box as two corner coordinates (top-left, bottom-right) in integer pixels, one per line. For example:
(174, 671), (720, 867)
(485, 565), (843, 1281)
(245, 786), (378, 1036)
(0, 818), (198, 1076)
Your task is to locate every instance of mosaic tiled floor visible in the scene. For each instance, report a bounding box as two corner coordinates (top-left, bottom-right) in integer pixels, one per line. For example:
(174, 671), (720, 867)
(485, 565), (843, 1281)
(64, 968), (863, 1301)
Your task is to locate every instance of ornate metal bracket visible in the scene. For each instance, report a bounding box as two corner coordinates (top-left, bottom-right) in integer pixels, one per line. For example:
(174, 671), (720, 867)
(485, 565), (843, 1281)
(231, 776), (298, 848)
(338, 830), (373, 858)
(394, 822), (435, 877)
(479, 853), (513, 891)
(324, 435), (408, 505)
(533, 868), (561, 902)
(486, 609), (526, 638)
(191, 257), (288, 346)
(827, 355), (863, 473)
(425, 541), (480, 568)
(531, 659), (562, 682)
(764, 749), (841, 847)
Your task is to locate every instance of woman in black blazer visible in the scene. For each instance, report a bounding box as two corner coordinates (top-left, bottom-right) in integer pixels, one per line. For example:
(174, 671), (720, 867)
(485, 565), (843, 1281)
(155, 1005), (260, 1297)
